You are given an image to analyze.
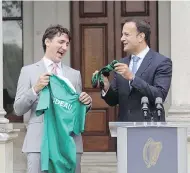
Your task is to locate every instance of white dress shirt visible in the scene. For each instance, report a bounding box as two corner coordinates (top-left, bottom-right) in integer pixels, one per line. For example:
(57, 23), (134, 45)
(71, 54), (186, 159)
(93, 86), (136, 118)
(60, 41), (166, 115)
(43, 57), (63, 76)
(129, 46), (150, 72)
(102, 46), (150, 96)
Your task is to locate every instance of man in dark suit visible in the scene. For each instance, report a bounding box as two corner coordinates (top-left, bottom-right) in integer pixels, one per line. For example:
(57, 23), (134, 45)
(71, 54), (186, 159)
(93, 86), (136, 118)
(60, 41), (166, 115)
(93, 18), (172, 122)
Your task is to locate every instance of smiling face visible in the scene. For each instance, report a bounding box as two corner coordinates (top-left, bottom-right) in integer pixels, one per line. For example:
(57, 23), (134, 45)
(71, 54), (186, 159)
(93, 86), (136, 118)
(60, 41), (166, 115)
(44, 33), (70, 63)
(121, 22), (145, 54)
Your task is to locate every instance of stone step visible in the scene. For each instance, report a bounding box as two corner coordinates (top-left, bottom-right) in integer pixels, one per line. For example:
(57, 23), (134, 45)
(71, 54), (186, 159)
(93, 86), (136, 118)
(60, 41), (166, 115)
(81, 152), (117, 173)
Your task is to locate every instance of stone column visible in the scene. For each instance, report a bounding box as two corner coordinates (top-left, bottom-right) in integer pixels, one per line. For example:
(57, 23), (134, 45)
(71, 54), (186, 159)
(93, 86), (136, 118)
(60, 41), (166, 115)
(167, 1), (190, 129)
(165, 3), (190, 173)
(0, 1), (19, 173)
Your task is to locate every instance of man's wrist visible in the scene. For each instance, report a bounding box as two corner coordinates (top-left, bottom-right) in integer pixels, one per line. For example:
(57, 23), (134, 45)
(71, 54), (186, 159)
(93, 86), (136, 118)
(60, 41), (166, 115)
(32, 87), (38, 96)
(33, 85), (40, 94)
(129, 74), (135, 82)
(103, 83), (110, 92)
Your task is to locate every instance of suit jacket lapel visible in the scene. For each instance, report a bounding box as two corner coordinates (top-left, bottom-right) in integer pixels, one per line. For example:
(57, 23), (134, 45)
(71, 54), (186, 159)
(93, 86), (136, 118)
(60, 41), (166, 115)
(123, 55), (131, 66)
(61, 63), (76, 89)
(123, 56), (131, 93)
(135, 49), (153, 77)
(35, 59), (47, 74)
(61, 63), (67, 78)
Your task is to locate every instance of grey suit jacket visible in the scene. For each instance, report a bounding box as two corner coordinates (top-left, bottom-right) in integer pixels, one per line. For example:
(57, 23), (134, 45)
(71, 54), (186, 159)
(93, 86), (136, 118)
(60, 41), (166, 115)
(14, 59), (84, 153)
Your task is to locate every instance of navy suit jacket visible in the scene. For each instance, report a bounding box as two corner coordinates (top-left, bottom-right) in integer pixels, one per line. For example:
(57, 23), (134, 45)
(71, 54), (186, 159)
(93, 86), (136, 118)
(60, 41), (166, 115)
(102, 49), (172, 122)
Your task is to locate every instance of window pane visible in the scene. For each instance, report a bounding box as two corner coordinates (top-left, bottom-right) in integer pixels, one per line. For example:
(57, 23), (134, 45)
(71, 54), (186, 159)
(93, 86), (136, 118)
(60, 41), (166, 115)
(2, 1), (21, 18)
(3, 20), (23, 121)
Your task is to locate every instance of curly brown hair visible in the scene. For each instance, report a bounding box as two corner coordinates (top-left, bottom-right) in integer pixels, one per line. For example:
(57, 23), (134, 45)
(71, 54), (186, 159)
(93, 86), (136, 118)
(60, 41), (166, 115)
(42, 24), (71, 52)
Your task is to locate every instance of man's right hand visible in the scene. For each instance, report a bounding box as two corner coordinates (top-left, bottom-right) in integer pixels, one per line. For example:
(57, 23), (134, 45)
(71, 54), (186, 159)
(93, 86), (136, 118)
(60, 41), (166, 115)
(92, 70), (110, 92)
(33, 73), (51, 94)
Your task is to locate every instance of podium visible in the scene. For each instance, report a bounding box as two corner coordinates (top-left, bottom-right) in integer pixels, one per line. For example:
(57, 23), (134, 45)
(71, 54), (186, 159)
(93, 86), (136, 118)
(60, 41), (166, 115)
(109, 122), (189, 173)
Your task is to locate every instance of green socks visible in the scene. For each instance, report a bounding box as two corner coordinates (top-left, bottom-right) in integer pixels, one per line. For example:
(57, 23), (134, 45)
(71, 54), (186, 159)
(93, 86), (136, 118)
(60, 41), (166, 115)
(91, 60), (119, 89)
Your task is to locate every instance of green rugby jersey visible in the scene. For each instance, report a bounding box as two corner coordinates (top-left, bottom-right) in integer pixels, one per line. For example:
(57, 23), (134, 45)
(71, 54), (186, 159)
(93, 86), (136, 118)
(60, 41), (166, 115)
(36, 74), (87, 173)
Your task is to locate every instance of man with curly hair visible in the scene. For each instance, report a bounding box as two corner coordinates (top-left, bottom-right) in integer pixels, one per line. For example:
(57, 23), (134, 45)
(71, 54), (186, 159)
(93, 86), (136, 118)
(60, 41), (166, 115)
(14, 24), (92, 173)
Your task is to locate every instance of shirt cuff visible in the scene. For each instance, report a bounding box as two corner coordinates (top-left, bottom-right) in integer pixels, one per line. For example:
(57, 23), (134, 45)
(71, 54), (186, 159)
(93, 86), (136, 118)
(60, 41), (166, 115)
(130, 75), (135, 85)
(32, 87), (38, 96)
(102, 87), (109, 97)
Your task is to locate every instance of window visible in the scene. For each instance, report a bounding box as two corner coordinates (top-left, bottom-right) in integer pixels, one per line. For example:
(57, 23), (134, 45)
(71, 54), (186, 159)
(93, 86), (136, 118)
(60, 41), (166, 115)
(3, 1), (23, 122)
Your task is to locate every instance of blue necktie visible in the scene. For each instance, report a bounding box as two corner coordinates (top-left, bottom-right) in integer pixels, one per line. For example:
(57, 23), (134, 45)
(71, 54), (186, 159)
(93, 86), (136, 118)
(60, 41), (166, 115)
(131, 56), (140, 75)
(129, 56), (140, 90)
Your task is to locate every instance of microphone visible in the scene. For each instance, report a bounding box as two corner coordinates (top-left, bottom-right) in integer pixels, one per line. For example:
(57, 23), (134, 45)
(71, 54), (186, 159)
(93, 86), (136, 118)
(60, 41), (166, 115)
(155, 97), (164, 121)
(141, 97), (150, 121)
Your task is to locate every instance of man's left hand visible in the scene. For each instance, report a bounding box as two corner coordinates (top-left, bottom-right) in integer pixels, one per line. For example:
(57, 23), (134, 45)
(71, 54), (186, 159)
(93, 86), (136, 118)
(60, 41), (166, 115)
(114, 63), (134, 81)
(79, 92), (92, 105)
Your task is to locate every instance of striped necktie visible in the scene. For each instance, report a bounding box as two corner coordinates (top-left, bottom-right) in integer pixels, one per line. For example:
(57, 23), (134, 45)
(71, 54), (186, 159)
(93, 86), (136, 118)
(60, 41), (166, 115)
(52, 63), (58, 75)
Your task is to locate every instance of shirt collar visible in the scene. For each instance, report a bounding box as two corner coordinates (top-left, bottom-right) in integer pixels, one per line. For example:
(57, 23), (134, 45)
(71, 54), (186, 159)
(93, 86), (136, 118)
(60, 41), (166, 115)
(43, 56), (62, 69)
(132, 46), (150, 60)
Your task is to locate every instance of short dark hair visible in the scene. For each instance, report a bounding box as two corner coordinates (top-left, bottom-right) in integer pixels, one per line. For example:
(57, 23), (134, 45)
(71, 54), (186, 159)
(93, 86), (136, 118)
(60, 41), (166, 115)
(42, 24), (71, 52)
(125, 18), (151, 44)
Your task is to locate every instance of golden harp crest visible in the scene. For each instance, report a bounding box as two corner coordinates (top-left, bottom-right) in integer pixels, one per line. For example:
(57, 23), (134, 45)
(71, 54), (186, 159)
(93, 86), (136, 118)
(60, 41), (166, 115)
(143, 138), (162, 168)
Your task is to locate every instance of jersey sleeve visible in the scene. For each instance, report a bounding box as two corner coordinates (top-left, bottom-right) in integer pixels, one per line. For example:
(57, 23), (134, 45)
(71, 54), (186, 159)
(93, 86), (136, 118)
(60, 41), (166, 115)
(36, 86), (50, 116)
(73, 102), (87, 135)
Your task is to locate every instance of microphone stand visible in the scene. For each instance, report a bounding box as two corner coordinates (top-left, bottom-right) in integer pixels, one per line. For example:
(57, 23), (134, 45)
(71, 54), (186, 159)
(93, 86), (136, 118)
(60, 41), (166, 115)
(141, 97), (150, 122)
